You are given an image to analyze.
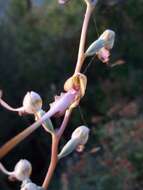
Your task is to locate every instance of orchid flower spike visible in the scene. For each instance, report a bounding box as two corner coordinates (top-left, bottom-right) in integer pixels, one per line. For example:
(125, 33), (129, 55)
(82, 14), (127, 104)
(58, 126), (90, 159)
(0, 91), (42, 115)
(0, 159), (32, 181)
(85, 29), (115, 63)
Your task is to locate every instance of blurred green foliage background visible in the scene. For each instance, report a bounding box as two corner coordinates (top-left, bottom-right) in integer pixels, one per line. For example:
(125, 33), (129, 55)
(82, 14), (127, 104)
(0, 0), (143, 189)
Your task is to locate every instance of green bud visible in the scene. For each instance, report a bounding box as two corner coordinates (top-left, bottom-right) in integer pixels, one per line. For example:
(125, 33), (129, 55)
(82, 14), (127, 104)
(58, 126), (90, 159)
(85, 29), (115, 57)
(58, 138), (80, 159)
(85, 39), (105, 56)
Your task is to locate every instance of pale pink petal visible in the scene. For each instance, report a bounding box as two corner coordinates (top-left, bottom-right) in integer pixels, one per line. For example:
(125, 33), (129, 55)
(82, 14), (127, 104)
(49, 89), (77, 117)
(97, 47), (110, 63)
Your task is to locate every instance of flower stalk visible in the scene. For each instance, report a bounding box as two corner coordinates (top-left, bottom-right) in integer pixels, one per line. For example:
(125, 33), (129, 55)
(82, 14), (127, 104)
(42, 109), (72, 189)
(74, 4), (94, 74)
(42, 133), (58, 189)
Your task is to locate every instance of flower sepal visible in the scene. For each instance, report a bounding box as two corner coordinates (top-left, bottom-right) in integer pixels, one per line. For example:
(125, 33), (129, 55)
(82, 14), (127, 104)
(64, 73), (87, 108)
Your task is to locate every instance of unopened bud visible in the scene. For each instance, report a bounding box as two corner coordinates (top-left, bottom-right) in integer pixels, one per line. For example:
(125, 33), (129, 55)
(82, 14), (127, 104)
(58, 126), (90, 159)
(21, 179), (44, 190)
(21, 182), (38, 190)
(0, 91), (42, 115)
(23, 91), (42, 114)
(0, 159), (32, 181)
(13, 159), (32, 181)
(71, 125), (90, 145)
(85, 29), (115, 63)
(98, 29), (115, 50)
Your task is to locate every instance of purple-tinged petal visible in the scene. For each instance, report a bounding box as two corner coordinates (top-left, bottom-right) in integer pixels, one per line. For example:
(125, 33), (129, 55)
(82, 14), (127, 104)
(49, 89), (78, 117)
(97, 47), (110, 63)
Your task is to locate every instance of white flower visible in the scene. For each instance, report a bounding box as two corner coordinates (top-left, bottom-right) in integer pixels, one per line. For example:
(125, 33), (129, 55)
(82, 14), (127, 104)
(13, 159), (32, 181)
(0, 159), (32, 181)
(58, 126), (90, 159)
(21, 182), (38, 190)
(21, 182), (44, 190)
(98, 29), (115, 50)
(0, 91), (42, 115)
(85, 29), (115, 63)
(71, 125), (90, 145)
(23, 91), (42, 114)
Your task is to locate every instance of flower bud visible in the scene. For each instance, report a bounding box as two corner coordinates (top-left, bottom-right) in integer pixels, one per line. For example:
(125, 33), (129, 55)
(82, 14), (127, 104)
(58, 126), (90, 159)
(71, 125), (90, 145)
(58, 138), (80, 159)
(98, 29), (115, 50)
(85, 29), (115, 63)
(23, 91), (42, 114)
(0, 159), (32, 181)
(21, 179), (44, 190)
(85, 39), (105, 56)
(21, 182), (38, 190)
(13, 159), (32, 181)
(0, 91), (42, 115)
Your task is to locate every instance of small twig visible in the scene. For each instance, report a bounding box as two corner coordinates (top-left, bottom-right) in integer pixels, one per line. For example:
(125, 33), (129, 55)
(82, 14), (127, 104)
(74, 4), (93, 74)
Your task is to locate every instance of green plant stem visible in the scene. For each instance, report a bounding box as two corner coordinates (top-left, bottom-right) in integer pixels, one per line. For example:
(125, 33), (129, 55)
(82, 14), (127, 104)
(74, 4), (93, 74)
